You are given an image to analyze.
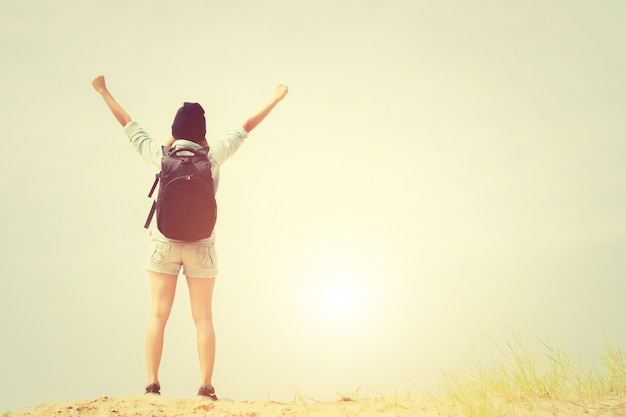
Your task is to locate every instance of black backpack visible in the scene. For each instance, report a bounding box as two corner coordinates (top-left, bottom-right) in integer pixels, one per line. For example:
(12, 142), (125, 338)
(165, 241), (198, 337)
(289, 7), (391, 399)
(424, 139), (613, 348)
(144, 146), (217, 241)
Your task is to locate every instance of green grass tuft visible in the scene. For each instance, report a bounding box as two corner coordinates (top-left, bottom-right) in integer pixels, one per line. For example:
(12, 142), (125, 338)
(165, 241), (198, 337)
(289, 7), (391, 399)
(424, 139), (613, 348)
(435, 332), (626, 417)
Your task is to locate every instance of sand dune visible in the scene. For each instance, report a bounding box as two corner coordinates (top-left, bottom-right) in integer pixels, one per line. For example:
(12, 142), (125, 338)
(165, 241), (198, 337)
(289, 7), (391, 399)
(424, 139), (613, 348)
(9, 395), (430, 417)
(9, 394), (625, 417)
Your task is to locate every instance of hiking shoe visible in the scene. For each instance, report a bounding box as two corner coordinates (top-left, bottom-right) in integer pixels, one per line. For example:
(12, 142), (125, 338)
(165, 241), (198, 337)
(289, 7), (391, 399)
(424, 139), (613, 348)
(145, 382), (161, 395)
(197, 384), (218, 400)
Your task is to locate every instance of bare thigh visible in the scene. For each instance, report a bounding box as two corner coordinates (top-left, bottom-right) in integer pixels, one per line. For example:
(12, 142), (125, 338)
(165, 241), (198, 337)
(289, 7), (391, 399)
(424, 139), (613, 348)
(149, 271), (178, 319)
(186, 276), (216, 322)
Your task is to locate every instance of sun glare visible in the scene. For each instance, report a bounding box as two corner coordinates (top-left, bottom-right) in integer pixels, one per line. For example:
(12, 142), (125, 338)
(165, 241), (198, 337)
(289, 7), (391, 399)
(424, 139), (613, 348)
(290, 235), (388, 344)
(325, 281), (357, 315)
(305, 259), (372, 330)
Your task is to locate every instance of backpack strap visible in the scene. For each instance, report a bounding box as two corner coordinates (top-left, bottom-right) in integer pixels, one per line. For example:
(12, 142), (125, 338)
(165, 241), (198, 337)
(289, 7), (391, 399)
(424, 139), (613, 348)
(144, 172), (160, 229)
(147, 173), (159, 198)
(144, 201), (157, 230)
(144, 148), (169, 230)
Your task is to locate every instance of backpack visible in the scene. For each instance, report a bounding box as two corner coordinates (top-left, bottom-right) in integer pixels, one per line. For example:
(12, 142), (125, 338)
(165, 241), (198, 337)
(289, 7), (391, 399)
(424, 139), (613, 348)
(144, 146), (217, 241)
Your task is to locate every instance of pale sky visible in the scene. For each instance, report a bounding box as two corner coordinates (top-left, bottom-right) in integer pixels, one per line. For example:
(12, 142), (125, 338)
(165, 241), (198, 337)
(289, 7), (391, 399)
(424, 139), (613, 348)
(1, 0), (626, 412)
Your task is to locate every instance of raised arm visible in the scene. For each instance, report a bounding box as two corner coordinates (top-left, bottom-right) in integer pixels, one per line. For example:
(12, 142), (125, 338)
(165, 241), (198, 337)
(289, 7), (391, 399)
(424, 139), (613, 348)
(91, 75), (132, 127)
(242, 84), (289, 133)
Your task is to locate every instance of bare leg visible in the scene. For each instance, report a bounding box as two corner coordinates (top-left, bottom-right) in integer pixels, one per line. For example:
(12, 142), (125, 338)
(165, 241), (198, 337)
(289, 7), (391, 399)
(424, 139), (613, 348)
(186, 276), (216, 385)
(145, 271), (178, 386)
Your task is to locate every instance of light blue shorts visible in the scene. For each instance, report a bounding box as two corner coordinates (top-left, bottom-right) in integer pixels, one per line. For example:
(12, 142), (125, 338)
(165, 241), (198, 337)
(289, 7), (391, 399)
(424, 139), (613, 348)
(146, 236), (218, 278)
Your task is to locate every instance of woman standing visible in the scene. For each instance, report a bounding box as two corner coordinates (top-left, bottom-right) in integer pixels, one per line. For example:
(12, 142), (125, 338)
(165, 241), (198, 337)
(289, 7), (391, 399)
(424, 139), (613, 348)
(92, 75), (288, 399)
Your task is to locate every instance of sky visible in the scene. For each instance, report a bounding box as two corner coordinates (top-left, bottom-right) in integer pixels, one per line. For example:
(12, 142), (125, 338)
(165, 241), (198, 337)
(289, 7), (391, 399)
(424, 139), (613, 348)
(1, 0), (626, 412)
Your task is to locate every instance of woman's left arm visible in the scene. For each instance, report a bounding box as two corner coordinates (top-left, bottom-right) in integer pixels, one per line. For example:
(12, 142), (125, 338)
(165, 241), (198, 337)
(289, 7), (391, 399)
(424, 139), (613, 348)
(92, 75), (133, 127)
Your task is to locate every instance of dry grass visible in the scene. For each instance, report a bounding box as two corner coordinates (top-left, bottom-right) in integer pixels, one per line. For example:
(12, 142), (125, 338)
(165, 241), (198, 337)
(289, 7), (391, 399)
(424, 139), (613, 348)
(5, 333), (626, 417)
(434, 332), (626, 416)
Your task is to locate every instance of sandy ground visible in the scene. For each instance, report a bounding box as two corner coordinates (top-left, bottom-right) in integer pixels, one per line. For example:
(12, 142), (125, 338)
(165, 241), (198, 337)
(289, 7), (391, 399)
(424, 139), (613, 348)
(8, 394), (626, 417)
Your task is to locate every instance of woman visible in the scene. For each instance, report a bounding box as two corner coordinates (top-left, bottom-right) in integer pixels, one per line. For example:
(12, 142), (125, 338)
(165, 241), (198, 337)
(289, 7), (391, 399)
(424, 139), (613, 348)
(91, 75), (288, 399)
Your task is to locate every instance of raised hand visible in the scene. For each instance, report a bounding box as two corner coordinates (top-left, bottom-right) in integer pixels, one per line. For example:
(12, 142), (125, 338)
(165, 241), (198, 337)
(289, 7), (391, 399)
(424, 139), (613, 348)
(275, 83), (289, 101)
(91, 75), (132, 126)
(242, 84), (289, 133)
(92, 75), (108, 94)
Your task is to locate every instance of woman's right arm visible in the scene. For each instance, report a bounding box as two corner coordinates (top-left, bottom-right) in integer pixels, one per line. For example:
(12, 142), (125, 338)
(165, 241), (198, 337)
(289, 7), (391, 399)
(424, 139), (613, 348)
(242, 84), (289, 133)
(92, 75), (132, 127)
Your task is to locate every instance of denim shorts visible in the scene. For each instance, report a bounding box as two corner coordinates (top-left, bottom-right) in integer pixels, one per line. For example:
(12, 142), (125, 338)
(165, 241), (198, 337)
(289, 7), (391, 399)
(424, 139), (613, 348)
(146, 236), (218, 278)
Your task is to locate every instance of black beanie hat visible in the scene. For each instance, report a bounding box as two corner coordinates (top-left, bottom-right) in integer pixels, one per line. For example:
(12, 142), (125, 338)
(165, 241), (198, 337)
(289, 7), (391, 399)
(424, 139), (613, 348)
(171, 102), (206, 143)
